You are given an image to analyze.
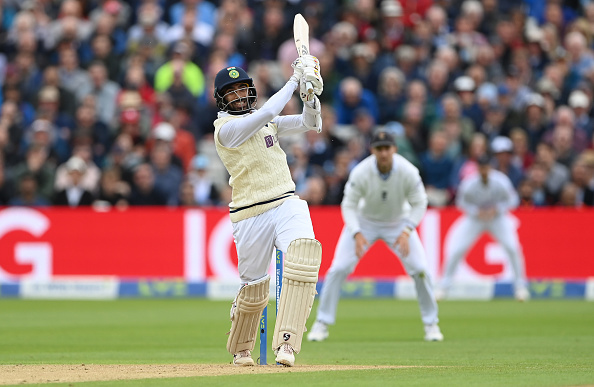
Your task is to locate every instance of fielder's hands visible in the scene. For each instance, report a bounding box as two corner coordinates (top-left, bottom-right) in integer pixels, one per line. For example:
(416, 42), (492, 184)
(290, 58), (304, 84)
(478, 208), (497, 221)
(393, 232), (410, 258)
(354, 232), (369, 259)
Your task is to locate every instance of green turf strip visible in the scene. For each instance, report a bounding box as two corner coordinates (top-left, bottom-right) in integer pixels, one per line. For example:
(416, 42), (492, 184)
(0, 299), (593, 386)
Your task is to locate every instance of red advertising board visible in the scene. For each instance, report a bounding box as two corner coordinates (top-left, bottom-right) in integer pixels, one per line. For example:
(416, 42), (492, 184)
(0, 207), (593, 282)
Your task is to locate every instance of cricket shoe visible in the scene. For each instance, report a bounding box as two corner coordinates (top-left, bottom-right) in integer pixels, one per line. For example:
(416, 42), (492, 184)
(307, 321), (329, 342)
(515, 287), (530, 302)
(424, 323), (444, 342)
(275, 343), (295, 367)
(232, 349), (254, 366)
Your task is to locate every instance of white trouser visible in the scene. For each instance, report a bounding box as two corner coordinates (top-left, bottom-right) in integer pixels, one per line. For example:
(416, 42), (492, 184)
(440, 214), (527, 290)
(232, 198), (315, 283)
(315, 217), (439, 326)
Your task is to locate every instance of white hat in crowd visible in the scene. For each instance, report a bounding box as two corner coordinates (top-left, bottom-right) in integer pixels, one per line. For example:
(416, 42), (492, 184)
(454, 76), (476, 92)
(491, 136), (513, 154)
(153, 122), (176, 141)
(568, 90), (590, 109)
(65, 156), (87, 173)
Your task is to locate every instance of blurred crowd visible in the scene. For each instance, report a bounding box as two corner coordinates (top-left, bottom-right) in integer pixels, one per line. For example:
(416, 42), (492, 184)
(0, 0), (594, 209)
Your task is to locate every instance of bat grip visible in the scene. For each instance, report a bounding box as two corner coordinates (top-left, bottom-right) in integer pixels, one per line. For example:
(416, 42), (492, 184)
(306, 81), (314, 94)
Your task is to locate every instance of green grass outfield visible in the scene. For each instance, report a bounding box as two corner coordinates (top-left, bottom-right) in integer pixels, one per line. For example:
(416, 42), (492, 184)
(1, 299), (593, 386)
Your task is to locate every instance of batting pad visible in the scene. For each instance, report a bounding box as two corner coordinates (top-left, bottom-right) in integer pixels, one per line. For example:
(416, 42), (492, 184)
(273, 238), (322, 353)
(227, 275), (270, 354)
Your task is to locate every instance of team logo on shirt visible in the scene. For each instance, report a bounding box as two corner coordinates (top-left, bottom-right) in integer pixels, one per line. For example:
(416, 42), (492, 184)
(283, 333), (291, 341)
(264, 135), (274, 148)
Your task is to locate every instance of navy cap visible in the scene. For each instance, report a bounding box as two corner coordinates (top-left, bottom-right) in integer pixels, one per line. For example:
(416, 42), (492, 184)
(370, 130), (396, 148)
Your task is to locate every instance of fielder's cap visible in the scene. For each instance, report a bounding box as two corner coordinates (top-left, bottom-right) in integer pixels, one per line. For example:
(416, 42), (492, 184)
(153, 122), (176, 141)
(120, 108), (141, 124)
(370, 130), (396, 148)
(569, 90), (590, 108)
(454, 76), (476, 92)
(491, 136), (513, 153)
(191, 154), (209, 170)
(65, 156), (87, 173)
(477, 154), (491, 166)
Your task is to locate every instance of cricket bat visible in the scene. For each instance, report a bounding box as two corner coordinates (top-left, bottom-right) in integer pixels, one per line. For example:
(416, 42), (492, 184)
(293, 13), (314, 95)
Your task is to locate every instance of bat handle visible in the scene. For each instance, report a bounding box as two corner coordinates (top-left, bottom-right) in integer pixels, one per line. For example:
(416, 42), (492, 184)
(306, 81), (314, 94)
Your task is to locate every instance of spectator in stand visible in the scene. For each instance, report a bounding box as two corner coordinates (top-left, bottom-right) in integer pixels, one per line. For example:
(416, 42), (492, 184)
(128, 163), (167, 206)
(57, 47), (90, 97)
(7, 172), (50, 207)
(169, 0), (218, 28)
(94, 166), (129, 209)
(87, 34), (121, 82)
(0, 159), (14, 205)
(509, 127), (534, 172)
(568, 90), (594, 139)
(54, 143), (101, 196)
(186, 154), (220, 206)
(127, 2), (169, 48)
(76, 62), (120, 128)
(154, 40), (205, 98)
(535, 141), (570, 203)
(420, 131), (454, 207)
(53, 156), (94, 206)
(450, 132), (488, 192)
(431, 93), (475, 160)
(149, 141), (183, 206)
(454, 75), (483, 130)
(491, 136), (524, 188)
(519, 93), (548, 152)
(377, 67), (406, 124)
(551, 125), (579, 169)
(334, 77), (379, 125)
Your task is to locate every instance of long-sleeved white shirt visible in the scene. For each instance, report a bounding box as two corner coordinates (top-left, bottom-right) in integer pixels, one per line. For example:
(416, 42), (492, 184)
(217, 80), (319, 148)
(341, 154), (428, 236)
(456, 169), (519, 217)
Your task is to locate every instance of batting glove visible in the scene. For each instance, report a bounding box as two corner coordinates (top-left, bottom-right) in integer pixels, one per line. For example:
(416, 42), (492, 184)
(301, 55), (320, 71)
(302, 67), (324, 96)
(290, 58), (304, 84)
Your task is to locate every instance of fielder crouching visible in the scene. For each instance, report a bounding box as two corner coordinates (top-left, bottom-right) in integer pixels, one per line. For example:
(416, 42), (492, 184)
(212, 56), (324, 367)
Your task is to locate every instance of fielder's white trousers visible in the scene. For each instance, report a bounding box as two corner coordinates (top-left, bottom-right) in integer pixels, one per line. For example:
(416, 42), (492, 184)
(315, 217), (439, 326)
(232, 198), (315, 283)
(440, 214), (527, 290)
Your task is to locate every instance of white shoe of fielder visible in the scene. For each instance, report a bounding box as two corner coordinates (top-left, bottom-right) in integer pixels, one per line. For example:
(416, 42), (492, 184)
(424, 323), (444, 342)
(515, 287), (530, 302)
(307, 321), (329, 342)
(232, 349), (254, 366)
(275, 343), (295, 367)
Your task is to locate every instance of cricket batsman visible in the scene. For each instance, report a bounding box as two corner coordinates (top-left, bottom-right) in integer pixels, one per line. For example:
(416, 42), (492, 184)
(212, 57), (323, 366)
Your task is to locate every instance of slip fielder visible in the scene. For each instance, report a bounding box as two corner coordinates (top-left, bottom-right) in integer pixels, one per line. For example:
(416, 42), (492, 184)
(436, 154), (529, 301)
(212, 56), (324, 367)
(308, 130), (444, 342)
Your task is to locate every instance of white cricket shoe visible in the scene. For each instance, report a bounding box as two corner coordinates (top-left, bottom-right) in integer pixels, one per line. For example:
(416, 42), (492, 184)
(515, 287), (530, 302)
(275, 343), (295, 367)
(307, 321), (329, 342)
(424, 323), (444, 342)
(232, 349), (254, 366)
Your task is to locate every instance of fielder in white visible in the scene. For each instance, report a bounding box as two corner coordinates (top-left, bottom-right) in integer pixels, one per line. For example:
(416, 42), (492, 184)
(308, 131), (444, 342)
(436, 155), (529, 301)
(213, 57), (324, 366)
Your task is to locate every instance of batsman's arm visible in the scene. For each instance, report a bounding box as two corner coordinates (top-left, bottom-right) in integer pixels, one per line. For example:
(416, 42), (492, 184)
(218, 80), (298, 148)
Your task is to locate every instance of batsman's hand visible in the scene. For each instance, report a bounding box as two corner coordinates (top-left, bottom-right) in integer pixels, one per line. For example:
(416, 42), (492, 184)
(301, 54), (320, 71)
(354, 232), (369, 259)
(302, 67), (323, 96)
(290, 58), (304, 84)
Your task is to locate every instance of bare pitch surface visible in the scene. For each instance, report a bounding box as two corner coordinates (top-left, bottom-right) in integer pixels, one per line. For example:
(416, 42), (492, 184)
(0, 364), (440, 385)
